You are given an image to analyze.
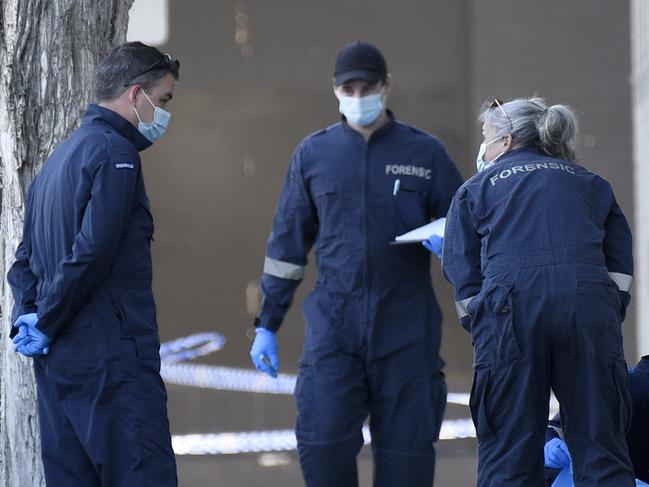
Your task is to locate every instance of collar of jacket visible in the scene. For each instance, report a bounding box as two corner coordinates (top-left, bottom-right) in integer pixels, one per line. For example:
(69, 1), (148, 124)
(82, 104), (153, 152)
(341, 109), (397, 143)
(496, 146), (545, 164)
(636, 356), (649, 372)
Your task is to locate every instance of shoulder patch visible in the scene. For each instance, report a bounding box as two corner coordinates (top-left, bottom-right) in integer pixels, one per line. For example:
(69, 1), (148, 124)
(114, 162), (135, 170)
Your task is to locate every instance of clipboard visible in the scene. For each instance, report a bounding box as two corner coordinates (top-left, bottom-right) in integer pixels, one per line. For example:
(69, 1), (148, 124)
(390, 218), (446, 245)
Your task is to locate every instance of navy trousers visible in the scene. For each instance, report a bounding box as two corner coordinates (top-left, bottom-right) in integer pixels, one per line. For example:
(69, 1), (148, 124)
(295, 284), (447, 487)
(34, 291), (177, 486)
(469, 263), (634, 487)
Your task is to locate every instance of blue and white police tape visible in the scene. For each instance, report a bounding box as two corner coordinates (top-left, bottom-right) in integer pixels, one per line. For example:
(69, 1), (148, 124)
(159, 332), (226, 363)
(171, 419), (478, 455)
(160, 333), (556, 455)
(160, 332), (472, 400)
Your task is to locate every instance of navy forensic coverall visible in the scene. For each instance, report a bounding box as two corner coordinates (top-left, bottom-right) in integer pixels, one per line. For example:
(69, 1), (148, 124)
(8, 105), (177, 486)
(443, 147), (635, 486)
(627, 356), (649, 482)
(257, 112), (463, 487)
(545, 355), (649, 485)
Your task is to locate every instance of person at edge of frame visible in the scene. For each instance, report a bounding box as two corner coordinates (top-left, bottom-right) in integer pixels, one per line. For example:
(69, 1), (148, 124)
(544, 355), (649, 486)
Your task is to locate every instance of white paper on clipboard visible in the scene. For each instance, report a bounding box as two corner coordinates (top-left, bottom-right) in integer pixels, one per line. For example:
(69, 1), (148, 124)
(392, 218), (446, 244)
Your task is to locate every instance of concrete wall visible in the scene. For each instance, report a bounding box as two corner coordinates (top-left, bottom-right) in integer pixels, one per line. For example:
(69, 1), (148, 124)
(148, 0), (475, 378)
(128, 1), (635, 484)
(470, 0), (636, 359)
(632, 0), (649, 358)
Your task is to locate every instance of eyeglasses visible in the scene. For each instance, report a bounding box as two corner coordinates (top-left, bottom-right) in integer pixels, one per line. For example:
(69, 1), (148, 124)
(123, 53), (173, 87)
(489, 98), (514, 132)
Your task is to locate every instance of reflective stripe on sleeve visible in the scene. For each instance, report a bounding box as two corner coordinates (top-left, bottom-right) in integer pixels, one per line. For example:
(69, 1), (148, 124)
(263, 257), (306, 280)
(609, 272), (633, 293)
(455, 296), (476, 319)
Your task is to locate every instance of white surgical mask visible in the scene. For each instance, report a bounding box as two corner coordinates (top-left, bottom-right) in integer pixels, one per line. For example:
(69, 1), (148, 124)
(337, 92), (384, 126)
(133, 90), (171, 143)
(476, 136), (506, 172)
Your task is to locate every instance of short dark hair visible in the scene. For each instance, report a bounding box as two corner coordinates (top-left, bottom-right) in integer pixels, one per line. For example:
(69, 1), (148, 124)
(94, 41), (180, 102)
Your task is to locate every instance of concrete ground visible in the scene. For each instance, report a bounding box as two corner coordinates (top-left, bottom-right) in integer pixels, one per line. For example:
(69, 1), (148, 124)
(175, 440), (477, 487)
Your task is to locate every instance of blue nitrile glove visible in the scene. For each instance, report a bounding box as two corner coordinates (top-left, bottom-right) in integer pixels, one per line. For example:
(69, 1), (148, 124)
(13, 313), (40, 349)
(422, 235), (444, 258)
(544, 438), (571, 469)
(13, 313), (51, 357)
(250, 328), (279, 378)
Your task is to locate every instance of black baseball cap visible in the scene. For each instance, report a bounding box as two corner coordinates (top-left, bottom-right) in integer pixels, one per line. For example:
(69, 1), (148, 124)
(333, 41), (388, 86)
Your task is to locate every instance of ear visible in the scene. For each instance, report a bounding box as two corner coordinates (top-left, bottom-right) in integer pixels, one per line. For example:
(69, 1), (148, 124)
(503, 133), (513, 150)
(125, 85), (141, 105)
(383, 74), (392, 96)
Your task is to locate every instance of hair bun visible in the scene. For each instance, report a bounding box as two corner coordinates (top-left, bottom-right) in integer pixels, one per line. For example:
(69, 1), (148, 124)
(537, 104), (578, 161)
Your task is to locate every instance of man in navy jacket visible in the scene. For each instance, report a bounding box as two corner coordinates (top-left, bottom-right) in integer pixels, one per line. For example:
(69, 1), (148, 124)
(250, 42), (463, 487)
(8, 42), (179, 486)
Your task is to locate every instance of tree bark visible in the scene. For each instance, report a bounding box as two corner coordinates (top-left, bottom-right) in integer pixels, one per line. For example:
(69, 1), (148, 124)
(0, 1), (133, 484)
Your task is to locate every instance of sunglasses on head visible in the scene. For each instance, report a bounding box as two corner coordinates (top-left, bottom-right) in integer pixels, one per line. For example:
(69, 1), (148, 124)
(124, 53), (174, 87)
(489, 98), (513, 131)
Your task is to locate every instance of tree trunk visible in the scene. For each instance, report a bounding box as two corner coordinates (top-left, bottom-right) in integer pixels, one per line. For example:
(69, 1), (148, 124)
(0, 1), (133, 484)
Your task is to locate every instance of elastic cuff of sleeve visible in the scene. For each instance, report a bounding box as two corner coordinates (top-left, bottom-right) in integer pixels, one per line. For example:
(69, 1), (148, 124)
(255, 328), (276, 337)
(253, 317), (280, 333)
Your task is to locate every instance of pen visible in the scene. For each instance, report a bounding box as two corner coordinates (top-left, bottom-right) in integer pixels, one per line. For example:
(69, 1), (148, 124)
(393, 179), (400, 196)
